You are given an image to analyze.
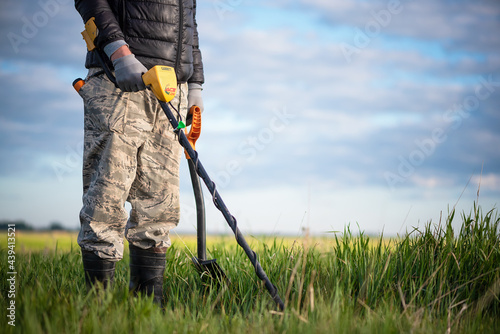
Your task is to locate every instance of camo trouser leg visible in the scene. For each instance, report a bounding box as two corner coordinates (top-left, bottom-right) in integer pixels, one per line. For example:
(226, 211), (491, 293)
(77, 69), (187, 261)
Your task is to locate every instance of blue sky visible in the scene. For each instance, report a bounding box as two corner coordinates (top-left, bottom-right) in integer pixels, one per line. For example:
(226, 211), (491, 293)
(0, 0), (499, 236)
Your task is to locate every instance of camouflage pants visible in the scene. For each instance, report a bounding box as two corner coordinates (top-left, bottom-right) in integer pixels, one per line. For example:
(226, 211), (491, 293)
(77, 68), (187, 261)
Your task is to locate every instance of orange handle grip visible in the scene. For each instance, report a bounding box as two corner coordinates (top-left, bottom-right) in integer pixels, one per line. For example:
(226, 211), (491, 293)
(73, 78), (85, 93)
(185, 105), (202, 159)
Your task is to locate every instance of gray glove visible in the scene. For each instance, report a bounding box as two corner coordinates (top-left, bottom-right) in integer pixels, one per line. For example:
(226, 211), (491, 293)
(112, 54), (147, 92)
(188, 83), (204, 113)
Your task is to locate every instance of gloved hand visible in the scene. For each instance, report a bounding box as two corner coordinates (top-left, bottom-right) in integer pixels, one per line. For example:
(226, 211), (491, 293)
(188, 83), (204, 113)
(112, 54), (147, 92)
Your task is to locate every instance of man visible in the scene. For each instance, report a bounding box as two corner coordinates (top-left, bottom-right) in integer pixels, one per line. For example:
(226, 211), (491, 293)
(74, 0), (204, 305)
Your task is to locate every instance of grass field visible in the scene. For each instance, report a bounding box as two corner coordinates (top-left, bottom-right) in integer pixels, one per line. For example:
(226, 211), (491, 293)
(0, 203), (499, 333)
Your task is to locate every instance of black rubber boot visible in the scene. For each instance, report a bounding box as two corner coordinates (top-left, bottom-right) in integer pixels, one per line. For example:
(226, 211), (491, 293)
(129, 244), (167, 306)
(81, 251), (116, 291)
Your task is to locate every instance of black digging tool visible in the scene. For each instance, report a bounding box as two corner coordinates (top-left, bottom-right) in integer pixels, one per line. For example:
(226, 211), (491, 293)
(142, 67), (285, 311)
(185, 106), (228, 284)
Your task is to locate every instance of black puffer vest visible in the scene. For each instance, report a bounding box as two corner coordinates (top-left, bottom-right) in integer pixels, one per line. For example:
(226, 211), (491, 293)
(75, 0), (204, 84)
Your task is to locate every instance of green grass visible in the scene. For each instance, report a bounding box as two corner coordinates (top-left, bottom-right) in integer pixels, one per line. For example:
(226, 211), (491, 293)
(0, 203), (499, 333)
(0, 231), (79, 253)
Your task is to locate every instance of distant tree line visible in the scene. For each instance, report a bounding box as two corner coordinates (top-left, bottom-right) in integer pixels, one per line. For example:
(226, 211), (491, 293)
(0, 220), (74, 231)
(0, 220), (34, 230)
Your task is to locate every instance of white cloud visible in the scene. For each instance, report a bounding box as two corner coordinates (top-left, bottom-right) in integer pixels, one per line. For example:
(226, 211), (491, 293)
(472, 173), (500, 191)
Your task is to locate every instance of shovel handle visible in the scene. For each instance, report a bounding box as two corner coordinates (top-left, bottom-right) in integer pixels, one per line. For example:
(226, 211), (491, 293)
(185, 105), (202, 159)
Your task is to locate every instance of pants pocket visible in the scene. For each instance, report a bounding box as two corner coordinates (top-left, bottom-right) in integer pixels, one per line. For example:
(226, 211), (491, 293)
(82, 73), (127, 134)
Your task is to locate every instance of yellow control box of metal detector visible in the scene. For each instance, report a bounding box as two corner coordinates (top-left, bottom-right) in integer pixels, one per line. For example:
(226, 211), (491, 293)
(142, 66), (177, 103)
